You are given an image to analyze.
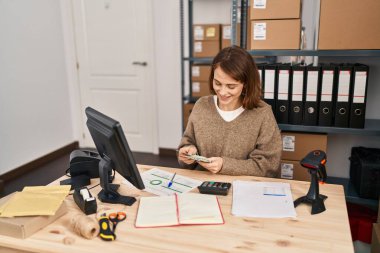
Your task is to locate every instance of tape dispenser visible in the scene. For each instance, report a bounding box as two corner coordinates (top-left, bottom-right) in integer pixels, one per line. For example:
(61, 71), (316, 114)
(73, 187), (97, 215)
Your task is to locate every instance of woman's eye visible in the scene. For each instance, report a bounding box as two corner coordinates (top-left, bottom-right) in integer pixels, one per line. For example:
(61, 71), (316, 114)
(214, 82), (221, 86)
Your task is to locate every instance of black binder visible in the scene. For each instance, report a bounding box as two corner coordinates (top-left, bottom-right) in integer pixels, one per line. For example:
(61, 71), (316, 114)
(275, 64), (291, 124)
(263, 64), (278, 114)
(349, 63), (369, 128)
(289, 65), (305, 125)
(334, 64), (353, 128)
(318, 64), (336, 127)
(302, 65), (320, 126)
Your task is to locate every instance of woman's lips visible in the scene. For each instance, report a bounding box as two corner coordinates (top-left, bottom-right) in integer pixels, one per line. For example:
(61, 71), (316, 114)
(219, 95), (230, 102)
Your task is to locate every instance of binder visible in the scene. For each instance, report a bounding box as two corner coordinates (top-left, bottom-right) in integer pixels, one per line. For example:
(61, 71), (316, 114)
(349, 64), (369, 128)
(334, 64), (353, 128)
(256, 63), (267, 93)
(302, 65), (320, 126)
(289, 65), (305, 125)
(275, 64), (291, 124)
(318, 64), (336, 126)
(263, 64), (278, 113)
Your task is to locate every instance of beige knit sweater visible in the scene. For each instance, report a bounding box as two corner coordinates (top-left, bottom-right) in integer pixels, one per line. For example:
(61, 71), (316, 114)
(179, 96), (282, 177)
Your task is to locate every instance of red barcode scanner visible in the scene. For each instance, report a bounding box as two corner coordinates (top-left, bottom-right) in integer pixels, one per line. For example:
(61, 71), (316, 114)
(294, 150), (328, 215)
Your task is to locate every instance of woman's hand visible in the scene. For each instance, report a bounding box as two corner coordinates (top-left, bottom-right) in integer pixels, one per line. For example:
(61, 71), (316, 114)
(199, 157), (223, 174)
(178, 145), (198, 164)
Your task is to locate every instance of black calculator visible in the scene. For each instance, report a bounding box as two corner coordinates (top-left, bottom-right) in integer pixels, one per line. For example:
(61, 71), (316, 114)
(198, 181), (231, 196)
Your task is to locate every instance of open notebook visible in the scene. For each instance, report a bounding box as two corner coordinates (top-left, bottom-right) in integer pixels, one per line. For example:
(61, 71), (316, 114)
(135, 193), (224, 228)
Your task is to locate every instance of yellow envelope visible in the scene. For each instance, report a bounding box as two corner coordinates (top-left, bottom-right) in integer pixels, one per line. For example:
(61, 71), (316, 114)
(0, 185), (70, 217)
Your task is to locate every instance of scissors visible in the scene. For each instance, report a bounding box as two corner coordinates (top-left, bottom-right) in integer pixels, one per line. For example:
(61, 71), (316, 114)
(108, 211), (127, 232)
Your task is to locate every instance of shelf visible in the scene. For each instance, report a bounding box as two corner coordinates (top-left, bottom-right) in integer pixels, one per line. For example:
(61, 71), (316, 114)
(279, 119), (380, 136)
(327, 177), (378, 208)
(247, 50), (380, 57)
(184, 56), (276, 64)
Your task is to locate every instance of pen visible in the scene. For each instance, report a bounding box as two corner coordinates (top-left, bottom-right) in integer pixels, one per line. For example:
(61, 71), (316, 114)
(167, 172), (177, 188)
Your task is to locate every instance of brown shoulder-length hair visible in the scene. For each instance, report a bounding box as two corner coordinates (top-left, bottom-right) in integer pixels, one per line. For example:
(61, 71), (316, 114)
(208, 46), (262, 109)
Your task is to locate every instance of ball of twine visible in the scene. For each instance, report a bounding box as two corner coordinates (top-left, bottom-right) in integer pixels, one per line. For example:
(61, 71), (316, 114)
(70, 213), (99, 239)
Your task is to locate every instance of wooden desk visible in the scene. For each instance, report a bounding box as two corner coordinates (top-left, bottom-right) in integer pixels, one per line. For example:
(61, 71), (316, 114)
(0, 165), (354, 253)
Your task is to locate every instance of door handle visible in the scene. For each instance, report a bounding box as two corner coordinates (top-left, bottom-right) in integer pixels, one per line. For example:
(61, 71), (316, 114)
(132, 61), (147, 66)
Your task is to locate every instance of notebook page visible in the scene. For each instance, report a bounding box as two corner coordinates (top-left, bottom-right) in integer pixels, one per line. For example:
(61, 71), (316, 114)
(177, 193), (224, 224)
(135, 196), (178, 227)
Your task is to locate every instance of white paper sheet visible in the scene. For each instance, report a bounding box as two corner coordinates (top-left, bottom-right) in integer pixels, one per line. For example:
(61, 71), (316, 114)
(124, 168), (202, 196)
(232, 180), (297, 218)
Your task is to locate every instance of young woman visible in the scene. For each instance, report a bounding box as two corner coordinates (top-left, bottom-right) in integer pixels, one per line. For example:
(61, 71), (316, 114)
(177, 46), (282, 177)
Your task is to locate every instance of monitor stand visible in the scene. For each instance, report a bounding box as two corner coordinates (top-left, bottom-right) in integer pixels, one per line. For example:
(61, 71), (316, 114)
(97, 157), (136, 206)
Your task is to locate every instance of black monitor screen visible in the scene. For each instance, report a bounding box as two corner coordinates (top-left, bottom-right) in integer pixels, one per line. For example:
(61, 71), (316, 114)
(85, 107), (144, 206)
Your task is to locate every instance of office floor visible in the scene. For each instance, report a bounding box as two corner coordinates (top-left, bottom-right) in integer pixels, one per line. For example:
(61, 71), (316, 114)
(1, 151), (179, 197)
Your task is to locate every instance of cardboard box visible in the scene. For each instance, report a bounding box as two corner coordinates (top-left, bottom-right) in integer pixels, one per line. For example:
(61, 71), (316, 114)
(191, 81), (210, 97)
(192, 65), (211, 82)
(183, 103), (194, 128)
(372, 223), (380, 253)
(250, 0), (301, 20)
(318, 0), (380, 49)
(279, 159), (310, 181)
(281, 132), (328, 161)
(250, 19), (300, 50)
(193, 24), (220, 41)
(193, 41), (220, 58)
(221, 24), (241, 49)
(0, 194), (67, 239)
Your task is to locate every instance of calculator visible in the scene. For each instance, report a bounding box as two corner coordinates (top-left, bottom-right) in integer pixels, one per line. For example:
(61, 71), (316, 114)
(198, 181), (231, 196)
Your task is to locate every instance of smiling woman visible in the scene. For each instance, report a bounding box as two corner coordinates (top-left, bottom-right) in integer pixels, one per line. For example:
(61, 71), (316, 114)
(177, 46), (282, 177)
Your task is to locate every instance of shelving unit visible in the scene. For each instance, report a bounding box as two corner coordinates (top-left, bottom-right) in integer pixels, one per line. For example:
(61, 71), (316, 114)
(327, 177), (378, 208)
(180, 0), (380, 207)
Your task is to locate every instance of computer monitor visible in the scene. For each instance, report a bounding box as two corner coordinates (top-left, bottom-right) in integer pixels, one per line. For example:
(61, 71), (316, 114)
(85, 107), (145, 206)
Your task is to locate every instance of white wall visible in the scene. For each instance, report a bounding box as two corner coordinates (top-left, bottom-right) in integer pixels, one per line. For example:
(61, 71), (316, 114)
(0, 0), (74, 175)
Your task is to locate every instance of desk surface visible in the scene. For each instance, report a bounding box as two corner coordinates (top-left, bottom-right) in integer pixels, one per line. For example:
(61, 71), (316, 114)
(0, 165), (354, 253)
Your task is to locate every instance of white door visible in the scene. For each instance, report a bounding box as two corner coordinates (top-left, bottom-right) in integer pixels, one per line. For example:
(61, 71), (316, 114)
(72, 0), (157, 153)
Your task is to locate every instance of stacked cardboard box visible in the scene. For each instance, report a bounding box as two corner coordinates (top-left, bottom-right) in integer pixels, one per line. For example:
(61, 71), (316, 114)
(191, 65), (211, 97)
(249, 0), (301, 50)
(193, 24), (221, 58)
(280, 132), (328, 181)
(318, 0), (380, 50)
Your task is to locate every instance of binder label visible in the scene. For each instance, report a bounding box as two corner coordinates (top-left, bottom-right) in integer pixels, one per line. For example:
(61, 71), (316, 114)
(194, 26), (204, 40)
(292, 71), (304, 102)
(282, 135), (295, 152)
(253, 0), (266, 9)
(192, 66), (200, 77)
(278, 70), (290, 100)
(353, 72), (367, 103)
(321, 70), (334, 101)
(281, 163), (294, 179)
(306, 71), (318, 102)
(223, 26), (231, 39)
(337, 71), (351, 102)
(254, 23), (266, 40)
(264, 69), (275, 99)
